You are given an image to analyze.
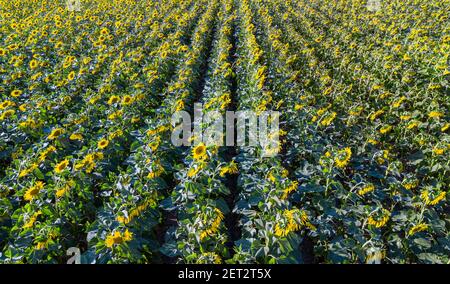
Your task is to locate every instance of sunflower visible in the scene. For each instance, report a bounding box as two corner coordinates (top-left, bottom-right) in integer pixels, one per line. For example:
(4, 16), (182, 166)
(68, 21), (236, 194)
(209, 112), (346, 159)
(199, 208), (224, 241)
(432, 147), (446, 155)
(219, 160), (239, 177)
(365, 250), (386, 264)
(367, 209), (390, 228)
(0, 48), (6, 56)
(100, 27), (109, 35)
(48, 128), (64, 140)
(55, 180), (75, 198)
(0, 109), (15, 120)
(98, 139), (109, 149)
(192, 143), (207, 161)
(23, 211), (42, 229)
(188, 166), (202, 178)
(107, 95), (120, 105)
(358, 184), (375, 196)
(148, 141), (159, 152)
(105, 231), (123, 248)
(147, 162), (164, 179)
(175, 99), (184, 111)
(442, 123), (450, 132)
(379, 125), (392, 134)
(69, 133), (83, 141)
(428, 111), (443, 119)
(421, 190), (446, 206)
(123, 229), (133, 241)
(105, 229), (133, 248)
(281, 181), (298, 199)
(408, 223), (428, 236)
(196, 252), (222, 264)
(10, 89), (22, 97)
(19, 163), (38, 179)
(334, 147), (352, 168)
(29, 59), (38, 69)
(18, 104), (27, 112)
(402, 179), (419, 190)
(82, 57), (91, 65)
(320, 112), (337, 126)
(8, 44), (18, 51)
(0, 100), (15, 110)
(54, 159), (69, 174)
(370, 110), (384, 121)
(24, 181), (45, 201)
(407, 120), (419, 129)
(274, 209), (314, 237)
(67, 71), (76, 81)
(121, 95), (133, 105)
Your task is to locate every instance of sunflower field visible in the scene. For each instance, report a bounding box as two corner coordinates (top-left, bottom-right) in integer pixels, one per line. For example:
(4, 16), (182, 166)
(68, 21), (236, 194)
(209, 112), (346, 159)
(0, 0), (449, 264)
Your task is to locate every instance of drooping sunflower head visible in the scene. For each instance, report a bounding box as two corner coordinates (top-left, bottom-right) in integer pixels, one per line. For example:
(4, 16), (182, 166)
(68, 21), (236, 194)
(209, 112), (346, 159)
(402, 178), (419, 190)
(428, 111), (443, 119)
(367, 208), (391, 228)
(0, 109), (15, 120)
(358, 183), (375, 196)
(48, 128), (64, 140)
(379, 124), (392, 134)
(408, 223), (428, 236)
(196, 252), (222, 264)
(70, 133), (83, 141)
(107, 95), (120, 105)
(334, 147), (352, 168)
(54, 159), (69, 174)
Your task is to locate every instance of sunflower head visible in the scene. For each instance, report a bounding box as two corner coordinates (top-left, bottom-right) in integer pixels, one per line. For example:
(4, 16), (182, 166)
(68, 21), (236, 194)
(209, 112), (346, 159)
(0, 109), (15, 120)
(121, 95), (133, 105)
(24, 181), (45, 201)
(70, 133), (83, 141)
(29, 59), (38, 69)
(98, 139), (109, 149)
(48, 128), (64, 140)
(428, 111), (443, 119)
(379, 125), (392, 134)
(105, 231), (127, 248)
(335, 147), (352, 168)
(100, 28), (109, 35)
(192, 143), (207, 161)
(54, 160), (69, 174)
(107, 95), (120, 105)
(11, 89), (22, 97)
(67, 71), (76, 81)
